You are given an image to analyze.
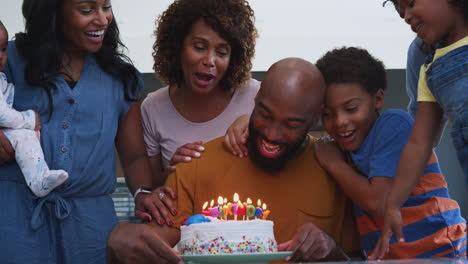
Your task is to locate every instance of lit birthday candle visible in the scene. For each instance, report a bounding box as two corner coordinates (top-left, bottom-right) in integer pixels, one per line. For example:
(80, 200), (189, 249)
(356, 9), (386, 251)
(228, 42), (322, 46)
(217, 196), (224, 219)
(231, 193), (239, 220)
(262, 203), (270, 220)
(246, 198), (255, 220)
(222, 198), (232, 220)
(254, 199), (263, 219)
(201, 201), (211, 216)
(237, 200), (246, 220)
(209, 199), (219, 218)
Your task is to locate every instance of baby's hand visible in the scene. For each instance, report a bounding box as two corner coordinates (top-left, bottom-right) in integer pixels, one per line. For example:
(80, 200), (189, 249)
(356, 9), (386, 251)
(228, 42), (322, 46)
(34, 111), (41, 131)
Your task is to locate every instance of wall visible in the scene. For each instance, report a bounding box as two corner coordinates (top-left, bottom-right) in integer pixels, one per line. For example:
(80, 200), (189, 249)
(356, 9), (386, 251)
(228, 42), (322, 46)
(2, 0), (413, 71)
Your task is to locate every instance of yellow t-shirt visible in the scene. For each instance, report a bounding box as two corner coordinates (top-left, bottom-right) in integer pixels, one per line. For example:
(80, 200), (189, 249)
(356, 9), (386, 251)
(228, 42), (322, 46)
(417, 36), (468, 102)
(165, 136), (360, 254)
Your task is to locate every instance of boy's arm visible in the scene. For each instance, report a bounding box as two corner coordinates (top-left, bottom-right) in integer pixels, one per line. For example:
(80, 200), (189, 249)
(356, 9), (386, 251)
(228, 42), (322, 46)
(315, 112), (419, 218)
(314, 142), (392, 218)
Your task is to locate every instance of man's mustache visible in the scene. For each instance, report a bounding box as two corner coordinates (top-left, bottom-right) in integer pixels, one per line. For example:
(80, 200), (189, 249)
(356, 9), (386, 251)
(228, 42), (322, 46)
(249, 131), (288, 147)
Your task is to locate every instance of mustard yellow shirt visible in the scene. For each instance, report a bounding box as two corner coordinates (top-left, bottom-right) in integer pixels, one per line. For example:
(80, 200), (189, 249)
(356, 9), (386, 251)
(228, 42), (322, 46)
(417, 36), (468, 102)
(165, 136), (360, 254)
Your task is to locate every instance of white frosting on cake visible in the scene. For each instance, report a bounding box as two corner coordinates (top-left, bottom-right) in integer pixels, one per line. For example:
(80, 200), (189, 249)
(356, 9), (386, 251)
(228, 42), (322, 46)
(179, 219), (278, 255)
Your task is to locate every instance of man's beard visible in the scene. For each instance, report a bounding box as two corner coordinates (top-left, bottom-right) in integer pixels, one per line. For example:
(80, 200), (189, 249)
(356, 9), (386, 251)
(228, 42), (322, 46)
(247, 122), (308, 173)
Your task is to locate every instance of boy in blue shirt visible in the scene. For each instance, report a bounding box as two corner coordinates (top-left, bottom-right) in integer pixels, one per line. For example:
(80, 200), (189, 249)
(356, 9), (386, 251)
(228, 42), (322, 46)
(314, 47), (466, 259)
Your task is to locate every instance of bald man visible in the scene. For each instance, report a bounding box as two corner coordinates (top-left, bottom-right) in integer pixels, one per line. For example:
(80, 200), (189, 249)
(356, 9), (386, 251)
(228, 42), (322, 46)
(107, 58), (360, 264)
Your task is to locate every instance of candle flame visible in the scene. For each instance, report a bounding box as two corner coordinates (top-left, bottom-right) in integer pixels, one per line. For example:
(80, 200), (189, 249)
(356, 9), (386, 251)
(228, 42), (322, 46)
(262, 203), (267, 210)
(224, 198), (227, 204)
(247, 198), (252, 204)
(233, 193), (239, 202)
(257, 199), (261, 207)
(218, 196), (224, 205)
(202, 201), (208, 210)
(210, 199), (214, 207)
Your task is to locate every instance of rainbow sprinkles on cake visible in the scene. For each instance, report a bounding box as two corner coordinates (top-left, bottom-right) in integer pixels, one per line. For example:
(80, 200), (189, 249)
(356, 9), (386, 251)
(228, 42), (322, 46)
(178, 193), (278, 255)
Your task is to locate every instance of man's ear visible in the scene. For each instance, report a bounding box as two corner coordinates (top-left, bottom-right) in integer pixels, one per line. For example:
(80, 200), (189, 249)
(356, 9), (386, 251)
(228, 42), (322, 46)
(374, 89), (385, 111)
(311, 103), (325, 127)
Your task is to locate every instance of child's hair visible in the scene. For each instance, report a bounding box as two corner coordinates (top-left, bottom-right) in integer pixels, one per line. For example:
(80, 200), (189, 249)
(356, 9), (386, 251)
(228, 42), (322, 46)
(383, 0), (467, 21)
(316, 47), (387, 95)
(382, 0), (399, 11)
(452, 0), (468, 21)
(0, 20), (3, 26)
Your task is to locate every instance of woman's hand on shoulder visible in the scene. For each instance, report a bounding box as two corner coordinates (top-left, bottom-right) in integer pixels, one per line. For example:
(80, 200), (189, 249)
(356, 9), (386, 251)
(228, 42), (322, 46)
(223, 114), (250, 157)
(0, 129), (14, 165)
(166, 141), (205, 171)
(134, 186), (178, 226)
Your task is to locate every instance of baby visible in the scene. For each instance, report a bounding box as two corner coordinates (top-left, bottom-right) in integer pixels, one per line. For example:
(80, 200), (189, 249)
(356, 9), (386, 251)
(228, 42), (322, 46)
(0, 21), (68, 197)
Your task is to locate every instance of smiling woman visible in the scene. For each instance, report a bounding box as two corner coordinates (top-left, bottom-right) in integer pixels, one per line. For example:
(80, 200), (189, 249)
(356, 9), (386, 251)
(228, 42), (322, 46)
(138, 0), (260, 225)
(61, 0), (113, 56)
(0, 0), (153, 263)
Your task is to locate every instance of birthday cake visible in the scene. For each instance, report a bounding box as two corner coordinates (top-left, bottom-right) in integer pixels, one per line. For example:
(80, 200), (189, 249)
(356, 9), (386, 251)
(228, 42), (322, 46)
(179, 215), (278, 255)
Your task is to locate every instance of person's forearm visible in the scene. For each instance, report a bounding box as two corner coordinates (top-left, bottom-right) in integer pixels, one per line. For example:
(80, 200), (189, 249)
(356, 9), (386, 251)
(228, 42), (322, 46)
(432, 119), (447, 148)
(386, 141), (432, 209)
(387, 102), (442, 209)
(149, 154), (168, 187)
(325, 161), (385, 217)
(121, 155), (153, 194)
(116, 103), (153, 194)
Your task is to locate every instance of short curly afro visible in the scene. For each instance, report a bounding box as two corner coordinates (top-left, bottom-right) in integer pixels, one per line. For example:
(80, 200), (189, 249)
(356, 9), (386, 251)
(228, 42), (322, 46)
(316, 47), (387, 95)
(153, 0), (258, 91)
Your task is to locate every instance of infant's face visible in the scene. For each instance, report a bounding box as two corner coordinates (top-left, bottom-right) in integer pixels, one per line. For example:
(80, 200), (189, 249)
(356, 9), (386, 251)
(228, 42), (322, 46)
(0, 25), (8, 72)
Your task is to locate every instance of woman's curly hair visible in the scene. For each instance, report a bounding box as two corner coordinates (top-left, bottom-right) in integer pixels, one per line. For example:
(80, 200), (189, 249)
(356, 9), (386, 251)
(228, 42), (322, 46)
(153, 0), (258, 91)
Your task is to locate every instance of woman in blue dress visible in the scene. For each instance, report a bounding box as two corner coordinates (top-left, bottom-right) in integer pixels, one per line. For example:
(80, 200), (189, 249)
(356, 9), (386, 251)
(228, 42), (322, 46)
(0, 0), (154, 263)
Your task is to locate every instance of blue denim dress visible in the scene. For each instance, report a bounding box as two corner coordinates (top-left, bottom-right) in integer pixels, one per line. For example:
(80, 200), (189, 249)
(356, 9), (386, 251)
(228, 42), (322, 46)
(425, 45), (468, 180)
(406, 37), (429, 118)
(0, 41), (142, 264)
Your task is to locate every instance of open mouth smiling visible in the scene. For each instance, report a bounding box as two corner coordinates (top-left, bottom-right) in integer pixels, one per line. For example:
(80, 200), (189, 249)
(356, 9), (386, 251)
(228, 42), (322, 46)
(257, 137), (286, 158)
(194, 72), (215, 87)
(86, 30), (105, 40)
